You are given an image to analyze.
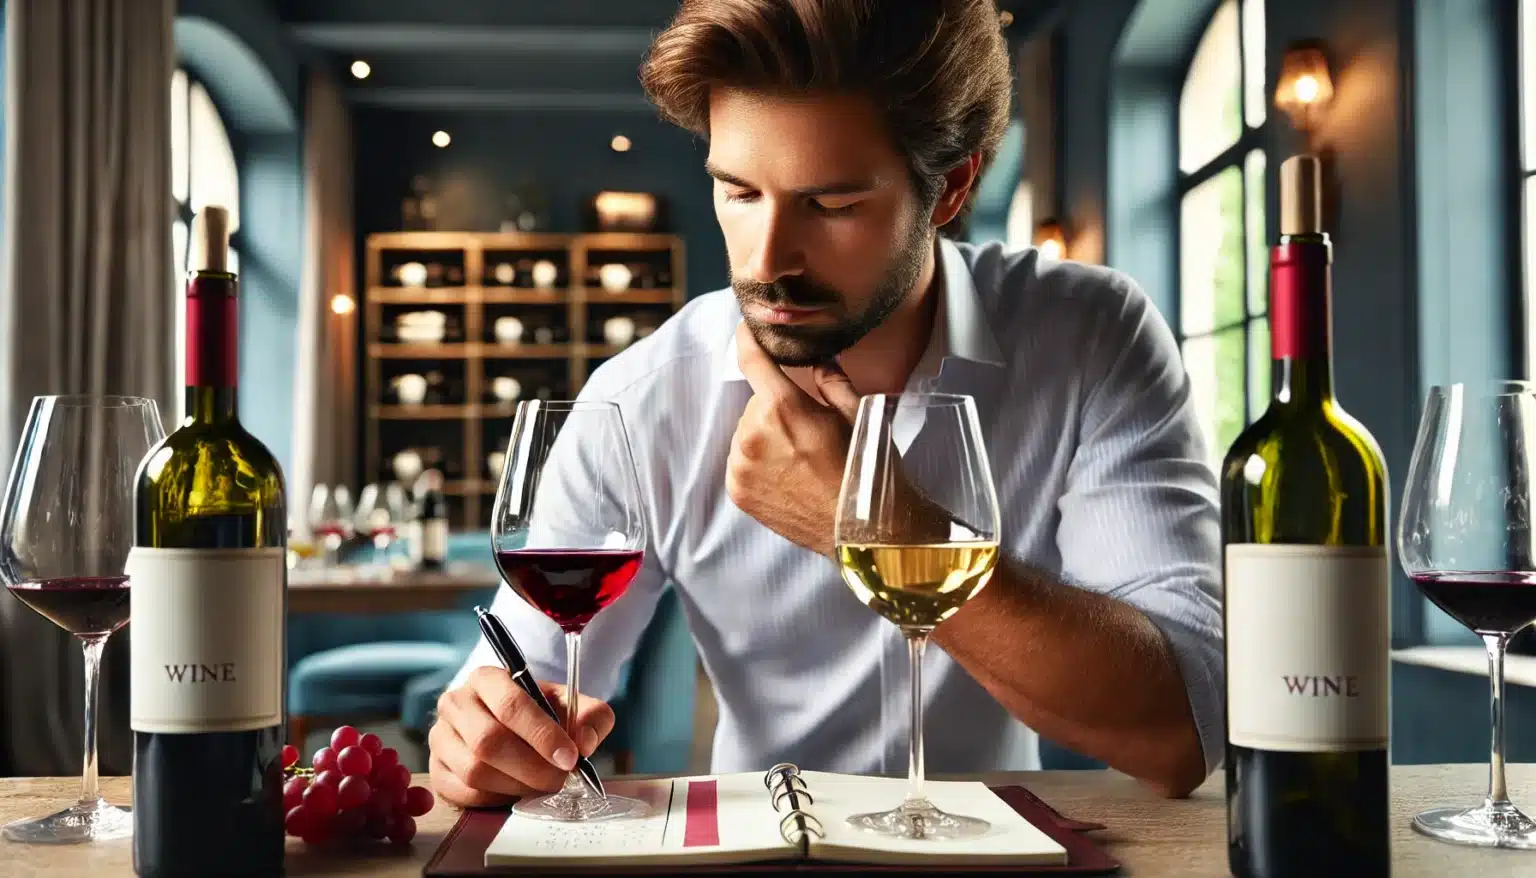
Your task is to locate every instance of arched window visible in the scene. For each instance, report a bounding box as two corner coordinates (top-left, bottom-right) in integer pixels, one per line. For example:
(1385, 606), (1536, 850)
(1177, 0), (1267, 468)
(170, 67), (241, 420)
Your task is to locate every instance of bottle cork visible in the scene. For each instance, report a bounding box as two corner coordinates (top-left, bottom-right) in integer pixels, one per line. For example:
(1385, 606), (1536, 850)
(1279, 155), (1322, 236)
(190, 205), (231, 273)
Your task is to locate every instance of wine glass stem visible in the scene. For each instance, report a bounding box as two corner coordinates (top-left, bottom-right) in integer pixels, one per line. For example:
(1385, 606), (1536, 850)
(79, 635), (106, 805)
(1485, 633), (1511, 807)
(905, 632), (929, 810)
(562, 630), (586, 797)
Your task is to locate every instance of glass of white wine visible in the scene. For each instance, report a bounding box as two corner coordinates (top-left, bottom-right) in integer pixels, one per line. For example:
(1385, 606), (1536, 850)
(834, 391), (1001, 840)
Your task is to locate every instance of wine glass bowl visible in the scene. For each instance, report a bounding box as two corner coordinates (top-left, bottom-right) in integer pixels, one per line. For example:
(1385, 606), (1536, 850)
(1399, 380), (1536, 848)
(0, 395), (166, 844)
(490, 400), (648, 822)
(834, 392), (1001, 840)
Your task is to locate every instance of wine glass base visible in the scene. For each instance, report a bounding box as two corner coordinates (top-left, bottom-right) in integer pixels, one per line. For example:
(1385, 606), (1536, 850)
(846, 800), (990, 841)
(2, 798), (132, 844)
(1412, 802), (1536, 849)
(512, 791), (648, 823)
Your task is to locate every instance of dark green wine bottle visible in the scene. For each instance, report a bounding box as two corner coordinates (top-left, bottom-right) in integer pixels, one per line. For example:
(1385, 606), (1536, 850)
(1220, 154), (1391, 877)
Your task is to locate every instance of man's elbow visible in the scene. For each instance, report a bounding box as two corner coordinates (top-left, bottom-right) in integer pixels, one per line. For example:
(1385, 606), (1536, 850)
(1140, 726), (1211, 799)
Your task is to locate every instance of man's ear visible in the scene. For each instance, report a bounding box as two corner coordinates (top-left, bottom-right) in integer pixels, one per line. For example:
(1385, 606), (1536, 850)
(928, 153), (983, 228)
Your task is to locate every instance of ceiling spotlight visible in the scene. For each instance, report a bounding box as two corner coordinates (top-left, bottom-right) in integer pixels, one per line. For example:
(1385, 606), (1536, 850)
(350, 60), (371, 80)
(611, 135), (632, 152)
(432, 130), (451, 148)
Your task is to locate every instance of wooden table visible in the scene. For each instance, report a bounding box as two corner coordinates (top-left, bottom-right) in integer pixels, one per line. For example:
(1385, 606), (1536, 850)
(286, 564), (500, 614)
(6, 765), (1536, 875)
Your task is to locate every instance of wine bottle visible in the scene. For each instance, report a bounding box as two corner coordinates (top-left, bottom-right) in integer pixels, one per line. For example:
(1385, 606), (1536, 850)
(1220, 154), (1391, 877)
(128, 205), (288, 877)
(409, 469), (449, 571)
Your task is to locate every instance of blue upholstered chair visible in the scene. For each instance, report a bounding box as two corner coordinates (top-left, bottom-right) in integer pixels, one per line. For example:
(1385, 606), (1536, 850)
(286, 532), (498, 749)
(1037, 738), (1106, 770)
(399, 583), (699, 774)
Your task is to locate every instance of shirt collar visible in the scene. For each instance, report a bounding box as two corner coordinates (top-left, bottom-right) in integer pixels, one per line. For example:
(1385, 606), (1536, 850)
(719, 237), (1004, 383)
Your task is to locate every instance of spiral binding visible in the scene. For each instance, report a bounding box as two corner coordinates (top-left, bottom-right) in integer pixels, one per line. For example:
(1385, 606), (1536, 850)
(764, 763), (825, 850)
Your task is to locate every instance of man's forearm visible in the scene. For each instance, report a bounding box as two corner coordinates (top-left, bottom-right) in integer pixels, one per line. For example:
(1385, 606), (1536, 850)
(931, 559), (1209, 797)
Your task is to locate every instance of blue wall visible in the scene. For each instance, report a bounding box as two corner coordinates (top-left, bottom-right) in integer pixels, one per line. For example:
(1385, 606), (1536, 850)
(175, 0), (305, 483)
(353, 109), (730, 301)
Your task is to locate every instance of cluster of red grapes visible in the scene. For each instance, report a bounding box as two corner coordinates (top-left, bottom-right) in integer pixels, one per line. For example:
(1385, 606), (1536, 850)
(280, 725), (434, 847)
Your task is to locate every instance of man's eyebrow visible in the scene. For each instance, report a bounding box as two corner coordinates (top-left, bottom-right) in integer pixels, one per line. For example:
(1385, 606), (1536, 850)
(704, 161), (878, 197)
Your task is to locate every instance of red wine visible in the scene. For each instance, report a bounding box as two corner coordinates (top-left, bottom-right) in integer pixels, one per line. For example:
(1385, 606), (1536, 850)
(494, 548), (642, 631)
(1413, 571), (1536, 635)
(6, 576), (130, 636)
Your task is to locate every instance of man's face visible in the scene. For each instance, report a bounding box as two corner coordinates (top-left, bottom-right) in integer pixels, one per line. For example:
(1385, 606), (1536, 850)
(706, 89), (931, 366)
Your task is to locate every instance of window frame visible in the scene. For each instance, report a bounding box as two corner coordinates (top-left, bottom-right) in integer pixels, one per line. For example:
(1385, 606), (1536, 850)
(1518, 0), (1536, 380)
(1173, 0), (1268, 461)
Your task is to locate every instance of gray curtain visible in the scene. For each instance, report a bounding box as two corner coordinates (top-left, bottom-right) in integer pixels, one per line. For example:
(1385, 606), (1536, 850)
(0, 0), (175, 776)
(291, 68), (357, 517)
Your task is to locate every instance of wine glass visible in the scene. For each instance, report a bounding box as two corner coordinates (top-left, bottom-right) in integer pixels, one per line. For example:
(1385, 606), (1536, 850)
(1400, 380), (1536, 849)
(834, 392), (1001, 840)
(354, 482), (403, 574)
(0, 395), (166, 843)
(490, 400), (648, 822)
(308, 484), (353, 566)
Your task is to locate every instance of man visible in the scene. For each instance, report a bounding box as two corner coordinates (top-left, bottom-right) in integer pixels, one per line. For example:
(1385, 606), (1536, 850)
(429, 0), (1223, 806)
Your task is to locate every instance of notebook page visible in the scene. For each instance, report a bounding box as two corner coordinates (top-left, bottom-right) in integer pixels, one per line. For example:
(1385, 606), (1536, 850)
(483, 774), (794, 868)
(797, 772), (1069, 866)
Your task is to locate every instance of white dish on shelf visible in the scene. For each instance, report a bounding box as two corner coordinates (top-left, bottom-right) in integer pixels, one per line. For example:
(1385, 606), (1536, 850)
(603, 316), (637, 348)
(494, 316), (524, 345)
(398, 262), (428, 287)
(598, 263), (632, 294)
(532, 260), (559, 288)
(394, 374), (428, 405)
(491, 376), (522, 403)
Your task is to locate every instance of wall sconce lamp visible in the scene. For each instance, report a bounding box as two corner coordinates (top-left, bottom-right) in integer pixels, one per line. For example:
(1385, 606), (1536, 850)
(330, 293), (355, 316)
(1274, 41), (1334, 139)
(1034, 218), (1067, 261)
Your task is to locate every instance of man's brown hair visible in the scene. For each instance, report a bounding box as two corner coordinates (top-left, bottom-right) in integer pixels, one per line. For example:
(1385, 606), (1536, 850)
(639, 0), (1015, 230)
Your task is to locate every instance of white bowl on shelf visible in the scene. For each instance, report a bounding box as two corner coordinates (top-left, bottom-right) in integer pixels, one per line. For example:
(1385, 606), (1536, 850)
(532, 260), (559, 288)
(398, 262), (428, 287)
(491, 376), (522, 403)
(494, 316), (524, 345)
(598, 263), (632, 294)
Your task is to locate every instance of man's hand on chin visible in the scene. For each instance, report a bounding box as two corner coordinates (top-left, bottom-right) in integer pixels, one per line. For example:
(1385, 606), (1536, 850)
(726, 322), (862, 557)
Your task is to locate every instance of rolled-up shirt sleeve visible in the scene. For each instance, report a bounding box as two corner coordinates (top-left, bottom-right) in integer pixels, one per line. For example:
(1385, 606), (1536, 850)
(1054, 273), (1226, 777)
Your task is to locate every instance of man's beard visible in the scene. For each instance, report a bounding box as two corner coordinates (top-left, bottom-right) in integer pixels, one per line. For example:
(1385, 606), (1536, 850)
(733, 224), (929, 367)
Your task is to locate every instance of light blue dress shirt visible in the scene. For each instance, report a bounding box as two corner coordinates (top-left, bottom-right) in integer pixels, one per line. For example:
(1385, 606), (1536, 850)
(453, 238), (1225, 779)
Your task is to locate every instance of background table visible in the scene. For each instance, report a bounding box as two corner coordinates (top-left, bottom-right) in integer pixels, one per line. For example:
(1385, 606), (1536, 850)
(286, 563), (499, 615)
(6, 765), (1536, 875)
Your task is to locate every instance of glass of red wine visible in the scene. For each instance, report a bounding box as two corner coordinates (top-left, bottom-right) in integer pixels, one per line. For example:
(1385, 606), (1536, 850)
(1400, 380), (1536, 849)
(490, 400), (648, 822)
(0, 395), (165, 843)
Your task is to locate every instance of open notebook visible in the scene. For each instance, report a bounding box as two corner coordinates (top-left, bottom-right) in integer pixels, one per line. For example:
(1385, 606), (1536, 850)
(484, 766), (1070, 869)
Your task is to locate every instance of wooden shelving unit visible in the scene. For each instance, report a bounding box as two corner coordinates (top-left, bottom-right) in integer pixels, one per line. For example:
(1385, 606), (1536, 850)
(363, 230), (686, 530)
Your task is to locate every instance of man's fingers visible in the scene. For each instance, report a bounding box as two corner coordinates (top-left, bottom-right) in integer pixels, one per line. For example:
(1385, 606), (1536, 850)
(541, 682), (617, 757)
(736, 320), (808, 403)
(812, 361), (862, 422)
(429, 752), (514, 809)
(427, 713), (535, 799)
(468, 667), (580, 773)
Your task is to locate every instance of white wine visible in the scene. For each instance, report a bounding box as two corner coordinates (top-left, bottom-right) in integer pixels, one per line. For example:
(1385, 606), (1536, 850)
(1220, 155), (1390, 877)
(128, 205), (288, 877)
(836, 542), (997, 632)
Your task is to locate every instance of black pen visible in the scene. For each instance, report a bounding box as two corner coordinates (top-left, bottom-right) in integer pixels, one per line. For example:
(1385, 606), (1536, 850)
(473, 605), (606, 798)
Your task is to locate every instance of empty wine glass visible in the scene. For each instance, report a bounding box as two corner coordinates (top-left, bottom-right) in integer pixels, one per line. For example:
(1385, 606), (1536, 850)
(1400, 380), (1536, 848)
(354, 482), (405, 574)
(0, 395), (165, 843)
(491, 400), (648, 822)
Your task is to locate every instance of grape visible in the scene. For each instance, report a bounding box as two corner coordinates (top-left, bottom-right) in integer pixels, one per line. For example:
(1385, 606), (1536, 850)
(379, 763), (412, 792)
(301, 814), (333, 846)
(364, 811), (392, 840)
(370, 747), (399, 776)
(303, 780), (338, 815)
(337, 775), (372, 810)
(283, 776), (309, 811)
(333, 807), (367, 837)
(366, 786), (397, 820)
(404, 786), (435, 818)
(285, 804), (313, 838)
(388, 814), (417, 844)
(330, 725), (361, 752)
(314, 769), (344, 792)
(311, 746), (339, 774)
(337, 745), (373, 778)
(281, 744), (299, 769)
(359, 732), (384, 755)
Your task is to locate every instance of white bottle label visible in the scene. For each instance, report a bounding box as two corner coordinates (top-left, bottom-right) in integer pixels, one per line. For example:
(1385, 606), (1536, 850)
(126, 547), (285, 734)
(423, 519), (448, 561)
(1225, 543), (1390, 752)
